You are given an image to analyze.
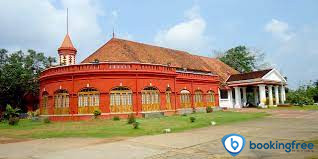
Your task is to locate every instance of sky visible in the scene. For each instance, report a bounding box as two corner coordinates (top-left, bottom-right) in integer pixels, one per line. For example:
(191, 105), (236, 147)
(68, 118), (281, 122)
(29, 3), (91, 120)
(0, 0), (317, 88)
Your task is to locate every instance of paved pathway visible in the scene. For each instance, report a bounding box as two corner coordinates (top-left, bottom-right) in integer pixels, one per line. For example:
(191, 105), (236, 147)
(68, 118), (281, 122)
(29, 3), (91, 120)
(0, 110), (317, 159)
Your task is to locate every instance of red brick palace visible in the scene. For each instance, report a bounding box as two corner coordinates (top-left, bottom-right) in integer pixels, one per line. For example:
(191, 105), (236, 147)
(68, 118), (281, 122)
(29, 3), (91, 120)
(39, 33), (287, 121)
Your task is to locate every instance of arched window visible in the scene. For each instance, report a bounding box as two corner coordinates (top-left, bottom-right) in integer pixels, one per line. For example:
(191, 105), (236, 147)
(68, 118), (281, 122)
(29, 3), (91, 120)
(110, 87), (133, 112)
(78, 88), (100, 114)
(54, 89), (69, 114)
(41, 91), (49, 115)
(165, 87), (172, 110)
(194, 90), (204, 107)
(142, 87), (160, 111)
(207, 90), (215, 106)
(180, 89), (191, 108)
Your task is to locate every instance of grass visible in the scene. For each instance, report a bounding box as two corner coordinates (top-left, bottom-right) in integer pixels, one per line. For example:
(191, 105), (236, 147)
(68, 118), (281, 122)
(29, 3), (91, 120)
(0, 111), (268, 139)
(268, 105), (318, 111)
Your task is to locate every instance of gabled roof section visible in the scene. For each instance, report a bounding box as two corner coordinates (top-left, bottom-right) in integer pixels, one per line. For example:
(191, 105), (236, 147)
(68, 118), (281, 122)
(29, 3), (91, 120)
(81, 38), (239, 82)
(227, 69), (272, 82)
(262, 69), (287, 83)
(59, 34), (75, 49)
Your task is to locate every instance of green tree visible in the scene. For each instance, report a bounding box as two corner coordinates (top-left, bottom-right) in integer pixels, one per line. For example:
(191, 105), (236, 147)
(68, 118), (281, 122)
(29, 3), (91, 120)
(286, 81), (318, 105)
(217, 46), (269, 73)
(307, 80), (318, 102)
(0, 49), (55, 112)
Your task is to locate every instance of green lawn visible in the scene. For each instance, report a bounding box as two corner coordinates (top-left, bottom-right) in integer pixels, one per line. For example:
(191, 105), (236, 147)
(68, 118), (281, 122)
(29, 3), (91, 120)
(269, 105), (318, 111)
(0, 111), (268, 139)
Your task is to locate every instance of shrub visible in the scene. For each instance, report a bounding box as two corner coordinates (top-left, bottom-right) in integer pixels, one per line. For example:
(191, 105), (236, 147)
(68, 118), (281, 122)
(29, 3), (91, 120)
(93, 109), (101, 119)
(181, 113), (187, 117)
(127, 114), (136, 124)
(287, 90), (315, 106)
(132, 121), (140, 129)
(298, 97), (315, 106)
(43, 117), (51, 124)
(192, 109), (196, 114)
(206, 106), (213, 113)
(3, 104), (20, 120)
(32, 109), (40, 117)
(28, 110), (40, 121)
(113, 116), (120, 121)
(189, 117), (196, 123)
(8, 117), (19, 125)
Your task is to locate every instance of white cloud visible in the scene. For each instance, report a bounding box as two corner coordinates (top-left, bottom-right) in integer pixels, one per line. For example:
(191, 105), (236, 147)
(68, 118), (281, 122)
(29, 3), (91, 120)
(265, 19), (318, 88)
(265, 19), (295, 42)
(154, 6), (211, 54)
(0, 0), (105, 62)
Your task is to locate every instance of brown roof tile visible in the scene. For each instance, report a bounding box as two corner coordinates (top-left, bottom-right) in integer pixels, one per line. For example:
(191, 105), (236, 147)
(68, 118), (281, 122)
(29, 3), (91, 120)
(81, 38), (239, 82)
(227, 69), (272, 82)
(59, 34), (76, 49)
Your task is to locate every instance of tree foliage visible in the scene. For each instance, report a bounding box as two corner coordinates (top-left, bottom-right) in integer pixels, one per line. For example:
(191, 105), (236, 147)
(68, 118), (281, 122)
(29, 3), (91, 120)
(217, 46), (269, 73)
(286, 81), (318, 105)
(0, 49), (55, 112)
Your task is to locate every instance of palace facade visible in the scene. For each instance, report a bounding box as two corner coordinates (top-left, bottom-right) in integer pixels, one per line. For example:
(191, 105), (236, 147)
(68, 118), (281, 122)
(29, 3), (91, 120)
(39, 33), (287, 120)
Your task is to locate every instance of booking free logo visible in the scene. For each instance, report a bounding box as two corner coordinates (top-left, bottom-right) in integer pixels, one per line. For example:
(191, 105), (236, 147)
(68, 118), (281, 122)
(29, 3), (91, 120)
(222, 134), (315, 157)
(222, 134), (246, 157)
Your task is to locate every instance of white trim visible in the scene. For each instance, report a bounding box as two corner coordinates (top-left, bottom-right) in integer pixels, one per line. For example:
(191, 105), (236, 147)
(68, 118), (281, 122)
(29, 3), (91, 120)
(262, 68), (287, 83)
(226, 69), (287, 86)
(225, 74), (232, 83)
(227, 78), (263, 84)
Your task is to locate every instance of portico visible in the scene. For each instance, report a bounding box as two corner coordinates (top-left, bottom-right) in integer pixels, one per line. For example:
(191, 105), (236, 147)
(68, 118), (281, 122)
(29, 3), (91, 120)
(219, 69), (287, 108)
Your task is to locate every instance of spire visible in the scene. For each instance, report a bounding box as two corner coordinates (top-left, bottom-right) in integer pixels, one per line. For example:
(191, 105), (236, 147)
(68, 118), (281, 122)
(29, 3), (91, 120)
(58, 8), (77, 55)
(58, 9), (77, 66)
(112, 27), (115, 38)
(67, 8), (69, 34)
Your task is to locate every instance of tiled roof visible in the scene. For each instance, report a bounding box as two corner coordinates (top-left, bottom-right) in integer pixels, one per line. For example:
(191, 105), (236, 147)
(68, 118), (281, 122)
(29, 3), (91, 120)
(59, 34), (76, 49)
(227, 69), (273, 82)
(81, 38), (239, 82)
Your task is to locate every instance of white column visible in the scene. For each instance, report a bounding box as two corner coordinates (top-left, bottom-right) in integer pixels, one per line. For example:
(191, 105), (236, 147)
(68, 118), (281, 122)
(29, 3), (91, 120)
(242, 87), (247, 106)
(258, 84), (266, 108)
(268, 85), (273, 106)
(228, 89), (233, 108)
(274, 86), (279, 105)
(283, 86), (286, 101)
(234, 87), (242, 108)
(280, 85), (285, 104)
(253, 87), (259, 105)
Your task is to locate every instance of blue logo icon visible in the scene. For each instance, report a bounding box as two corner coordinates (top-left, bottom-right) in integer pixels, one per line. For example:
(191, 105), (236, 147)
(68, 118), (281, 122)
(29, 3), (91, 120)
(222, 134), (246, 157)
